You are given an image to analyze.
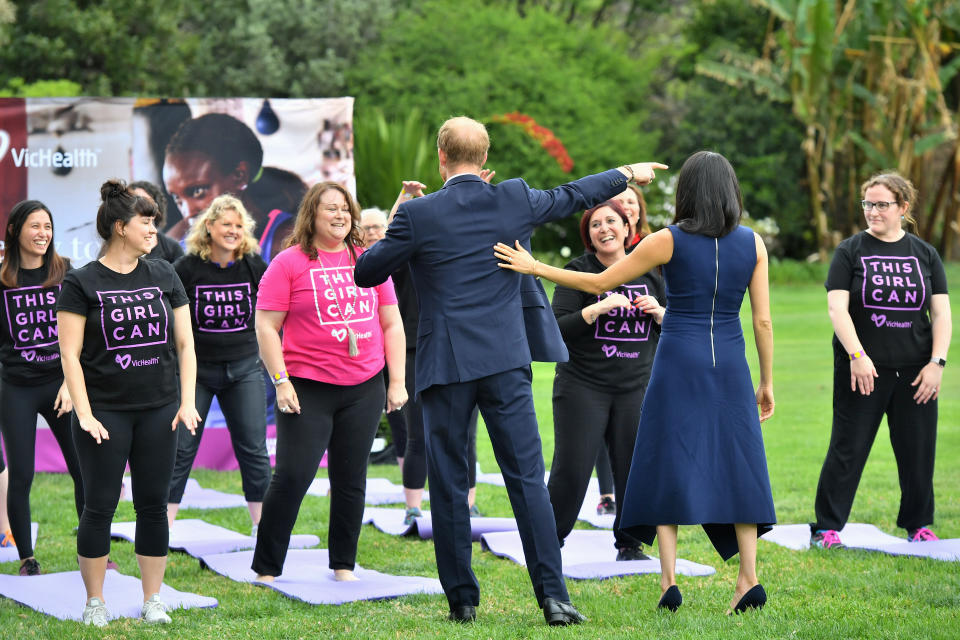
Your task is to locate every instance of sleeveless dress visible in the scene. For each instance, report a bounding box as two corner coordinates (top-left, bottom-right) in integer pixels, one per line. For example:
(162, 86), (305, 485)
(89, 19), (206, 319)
(619, 224), (776, 560)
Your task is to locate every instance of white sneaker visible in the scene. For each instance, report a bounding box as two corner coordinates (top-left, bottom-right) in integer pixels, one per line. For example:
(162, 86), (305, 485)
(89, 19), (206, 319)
(141, 593), (172, 624)
(82, 597), (110, 627)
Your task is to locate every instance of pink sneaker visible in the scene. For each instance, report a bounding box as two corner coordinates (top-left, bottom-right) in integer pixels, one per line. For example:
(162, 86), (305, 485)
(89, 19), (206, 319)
(907, 527), (939, 542)
(811, 529), (844, 549)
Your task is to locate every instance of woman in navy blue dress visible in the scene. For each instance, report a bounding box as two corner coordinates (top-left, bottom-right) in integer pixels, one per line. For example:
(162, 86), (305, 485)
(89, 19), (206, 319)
(496, 151), (775, 614)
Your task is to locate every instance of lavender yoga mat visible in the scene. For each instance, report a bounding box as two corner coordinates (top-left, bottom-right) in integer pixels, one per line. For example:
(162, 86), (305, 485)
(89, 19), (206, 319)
(364, 507), (518, 541)
(307, 477), (428, 505)
(0, 569), (217, 622)
(0, 523), (38, 563)
(121, 476), (247, 510)
(199, 548), (443, 604)
(481, 530), (716, 580)
(110, 519), (320, 558)
(763, 523), (960, 561)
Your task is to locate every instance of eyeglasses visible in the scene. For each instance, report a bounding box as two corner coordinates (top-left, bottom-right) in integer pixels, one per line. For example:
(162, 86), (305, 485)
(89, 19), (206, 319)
(861, 200), (898, 212)
(362, 224), (386, 233)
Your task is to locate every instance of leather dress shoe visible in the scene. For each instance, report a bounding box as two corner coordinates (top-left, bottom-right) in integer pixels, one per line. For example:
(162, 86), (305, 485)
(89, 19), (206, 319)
(447, 605), (476, 623)
(542, 597), (586, 626)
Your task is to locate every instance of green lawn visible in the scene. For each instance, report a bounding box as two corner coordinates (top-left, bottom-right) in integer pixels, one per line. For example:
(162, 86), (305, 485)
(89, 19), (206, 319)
(2, 268), (959, 638)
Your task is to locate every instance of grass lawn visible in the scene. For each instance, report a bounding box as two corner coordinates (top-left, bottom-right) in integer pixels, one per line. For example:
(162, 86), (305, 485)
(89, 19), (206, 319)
(2, 266), (959, 638)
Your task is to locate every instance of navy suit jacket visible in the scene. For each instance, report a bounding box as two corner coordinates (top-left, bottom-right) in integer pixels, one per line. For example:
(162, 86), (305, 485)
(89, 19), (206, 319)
(354, 169), (628, 395)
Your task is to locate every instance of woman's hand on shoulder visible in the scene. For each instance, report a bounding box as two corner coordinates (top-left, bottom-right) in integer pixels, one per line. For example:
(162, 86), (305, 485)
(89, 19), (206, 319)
(494, 241), (536, 275)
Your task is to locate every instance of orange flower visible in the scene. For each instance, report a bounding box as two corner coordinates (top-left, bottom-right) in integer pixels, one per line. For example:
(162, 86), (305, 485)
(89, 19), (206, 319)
(489, 112), (574, 172)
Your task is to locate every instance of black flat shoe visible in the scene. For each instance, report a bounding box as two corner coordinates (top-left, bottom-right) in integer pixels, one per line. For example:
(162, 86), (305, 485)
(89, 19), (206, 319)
(657, 585), (682, 612)
(542, 597), (586, 626)
(733, 584), (766, 613)
(448, 605), (476, 622)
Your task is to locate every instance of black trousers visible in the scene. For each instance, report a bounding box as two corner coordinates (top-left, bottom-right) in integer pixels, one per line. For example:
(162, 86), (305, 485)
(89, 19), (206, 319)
(548, 374), (645, 549)
(73, 400), (179, 558)
(422, 367), (567, 609)
(0, 377), (84, 559)
(813, 360), (937, 532)
(252, 373), (384, 575)
(400, 348), (477, 491)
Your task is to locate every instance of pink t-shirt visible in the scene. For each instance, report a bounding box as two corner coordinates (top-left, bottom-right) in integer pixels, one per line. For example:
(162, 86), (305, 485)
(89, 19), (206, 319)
(257, 245), (397, 385)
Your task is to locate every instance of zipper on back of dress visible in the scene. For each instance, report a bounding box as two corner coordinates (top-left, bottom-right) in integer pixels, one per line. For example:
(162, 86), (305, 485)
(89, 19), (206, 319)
(710, 238), (718, 367)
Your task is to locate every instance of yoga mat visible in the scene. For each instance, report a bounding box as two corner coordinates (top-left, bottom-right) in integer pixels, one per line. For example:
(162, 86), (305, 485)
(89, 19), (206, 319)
(110, 519), (319, 559)
(480, 529), (716, 579)
(763, 523), (960, 561)
(364, 507), (518, 541)
(307, 477), (428, 505)
(199, 548), (443, 604)
(0, 569), (217, 621)
(122, 476), (247, 510)
(0, 523), (38, 564)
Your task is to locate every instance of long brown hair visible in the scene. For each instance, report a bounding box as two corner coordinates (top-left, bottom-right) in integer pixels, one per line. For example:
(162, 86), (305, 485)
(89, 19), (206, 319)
(285, 182), (363, 262)
(2, 200), (68, 288)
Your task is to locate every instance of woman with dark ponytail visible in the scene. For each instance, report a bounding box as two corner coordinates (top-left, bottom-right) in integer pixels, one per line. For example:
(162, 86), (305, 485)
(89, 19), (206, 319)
(0, 200), (84, 576)
(57, 179), (200, 627)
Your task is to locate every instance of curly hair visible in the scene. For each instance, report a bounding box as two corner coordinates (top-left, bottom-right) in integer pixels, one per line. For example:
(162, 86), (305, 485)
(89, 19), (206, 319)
(185, 194), (260, 261)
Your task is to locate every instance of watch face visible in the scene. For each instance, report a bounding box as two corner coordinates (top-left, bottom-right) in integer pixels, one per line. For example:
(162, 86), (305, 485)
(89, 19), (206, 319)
(932, 358), (946, 367)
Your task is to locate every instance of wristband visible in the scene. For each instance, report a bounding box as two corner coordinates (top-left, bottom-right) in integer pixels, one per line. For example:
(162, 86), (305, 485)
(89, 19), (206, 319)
(622, 165), (635, 182)
(272, 377), (290, 387)
(930, 357), (946, 368)
(849, 350), (865, 361)
(272, 369), (288, 382)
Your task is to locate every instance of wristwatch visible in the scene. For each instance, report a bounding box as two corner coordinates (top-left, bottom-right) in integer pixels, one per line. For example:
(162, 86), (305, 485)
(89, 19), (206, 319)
(930, 357), (946, 367)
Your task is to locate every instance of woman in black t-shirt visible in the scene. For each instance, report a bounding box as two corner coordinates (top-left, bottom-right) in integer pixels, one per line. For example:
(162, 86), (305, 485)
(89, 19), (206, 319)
(812, 172), (951, 549)
(167, 194), (271, 534)
(57, 180), (199, 627)
(547, 200), (664, 560)
(0, 200), (84, 576)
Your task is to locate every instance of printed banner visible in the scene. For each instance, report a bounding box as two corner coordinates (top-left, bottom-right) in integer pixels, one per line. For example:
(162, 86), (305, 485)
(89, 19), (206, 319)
(1, 97), (354, 471)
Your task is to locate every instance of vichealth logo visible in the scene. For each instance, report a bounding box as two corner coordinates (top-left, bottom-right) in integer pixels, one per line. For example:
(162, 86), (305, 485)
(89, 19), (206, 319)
(0, 129), (101, 168)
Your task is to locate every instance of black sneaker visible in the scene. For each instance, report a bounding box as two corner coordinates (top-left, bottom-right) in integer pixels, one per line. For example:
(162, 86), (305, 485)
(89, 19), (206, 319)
(19, 558), (41, 576)
(615, 546), (650, 561)
(596, 496), (616, 515)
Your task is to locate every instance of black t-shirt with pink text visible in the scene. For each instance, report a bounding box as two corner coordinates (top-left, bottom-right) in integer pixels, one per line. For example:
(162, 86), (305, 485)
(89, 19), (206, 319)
(0, 263), (70, 385)
(57, 258), (189, 410)
(825, 231), (948, 367)
(174, 253), (267, 363)
(552, 253), (664, 393)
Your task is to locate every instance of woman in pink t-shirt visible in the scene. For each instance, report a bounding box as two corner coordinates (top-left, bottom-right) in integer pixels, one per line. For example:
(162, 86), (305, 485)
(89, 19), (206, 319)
(252, 182), (407, 582)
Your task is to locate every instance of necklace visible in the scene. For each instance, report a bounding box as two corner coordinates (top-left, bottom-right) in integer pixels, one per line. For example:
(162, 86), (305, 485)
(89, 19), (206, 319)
(316, 246), (359, 357)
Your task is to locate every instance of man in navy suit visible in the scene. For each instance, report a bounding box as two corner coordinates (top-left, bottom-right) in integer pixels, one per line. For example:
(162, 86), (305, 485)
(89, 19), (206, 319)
(355, 116), (664, 625)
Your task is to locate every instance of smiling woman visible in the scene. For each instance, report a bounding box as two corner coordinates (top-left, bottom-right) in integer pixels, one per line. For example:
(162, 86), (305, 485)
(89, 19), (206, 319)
(252, 181), (407, 584)
(0, 199), (83, 578)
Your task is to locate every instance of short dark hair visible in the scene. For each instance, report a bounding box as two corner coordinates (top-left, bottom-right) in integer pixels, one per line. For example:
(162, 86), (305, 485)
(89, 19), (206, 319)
(673, 151), (742, 238)
(165, 113), (263, 179)
(579, 199), (630, 253)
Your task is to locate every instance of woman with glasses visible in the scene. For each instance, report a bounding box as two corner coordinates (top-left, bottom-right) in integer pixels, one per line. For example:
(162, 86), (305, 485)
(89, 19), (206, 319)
(252, 182), (406, 582)
(810, 171), (951, 549)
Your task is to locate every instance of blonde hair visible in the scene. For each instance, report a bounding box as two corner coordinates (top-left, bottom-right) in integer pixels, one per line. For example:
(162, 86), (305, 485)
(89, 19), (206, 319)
(285, 182), (362, 261)
(861, 171), (918, 233)
(437, 116), (489, 167)
(185, 194), (260, 260)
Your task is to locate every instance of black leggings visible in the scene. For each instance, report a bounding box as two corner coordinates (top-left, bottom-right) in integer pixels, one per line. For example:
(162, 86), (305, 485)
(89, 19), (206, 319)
(401, 349), (477, 490)
(0, 377), (84, 559)
(253, 373), (384, 575)
(73, 400), (178, 558)
(548, 374), (646, 549)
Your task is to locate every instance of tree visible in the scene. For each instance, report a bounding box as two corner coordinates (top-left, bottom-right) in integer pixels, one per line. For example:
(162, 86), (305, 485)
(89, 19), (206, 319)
(346, 0), (662, 250)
